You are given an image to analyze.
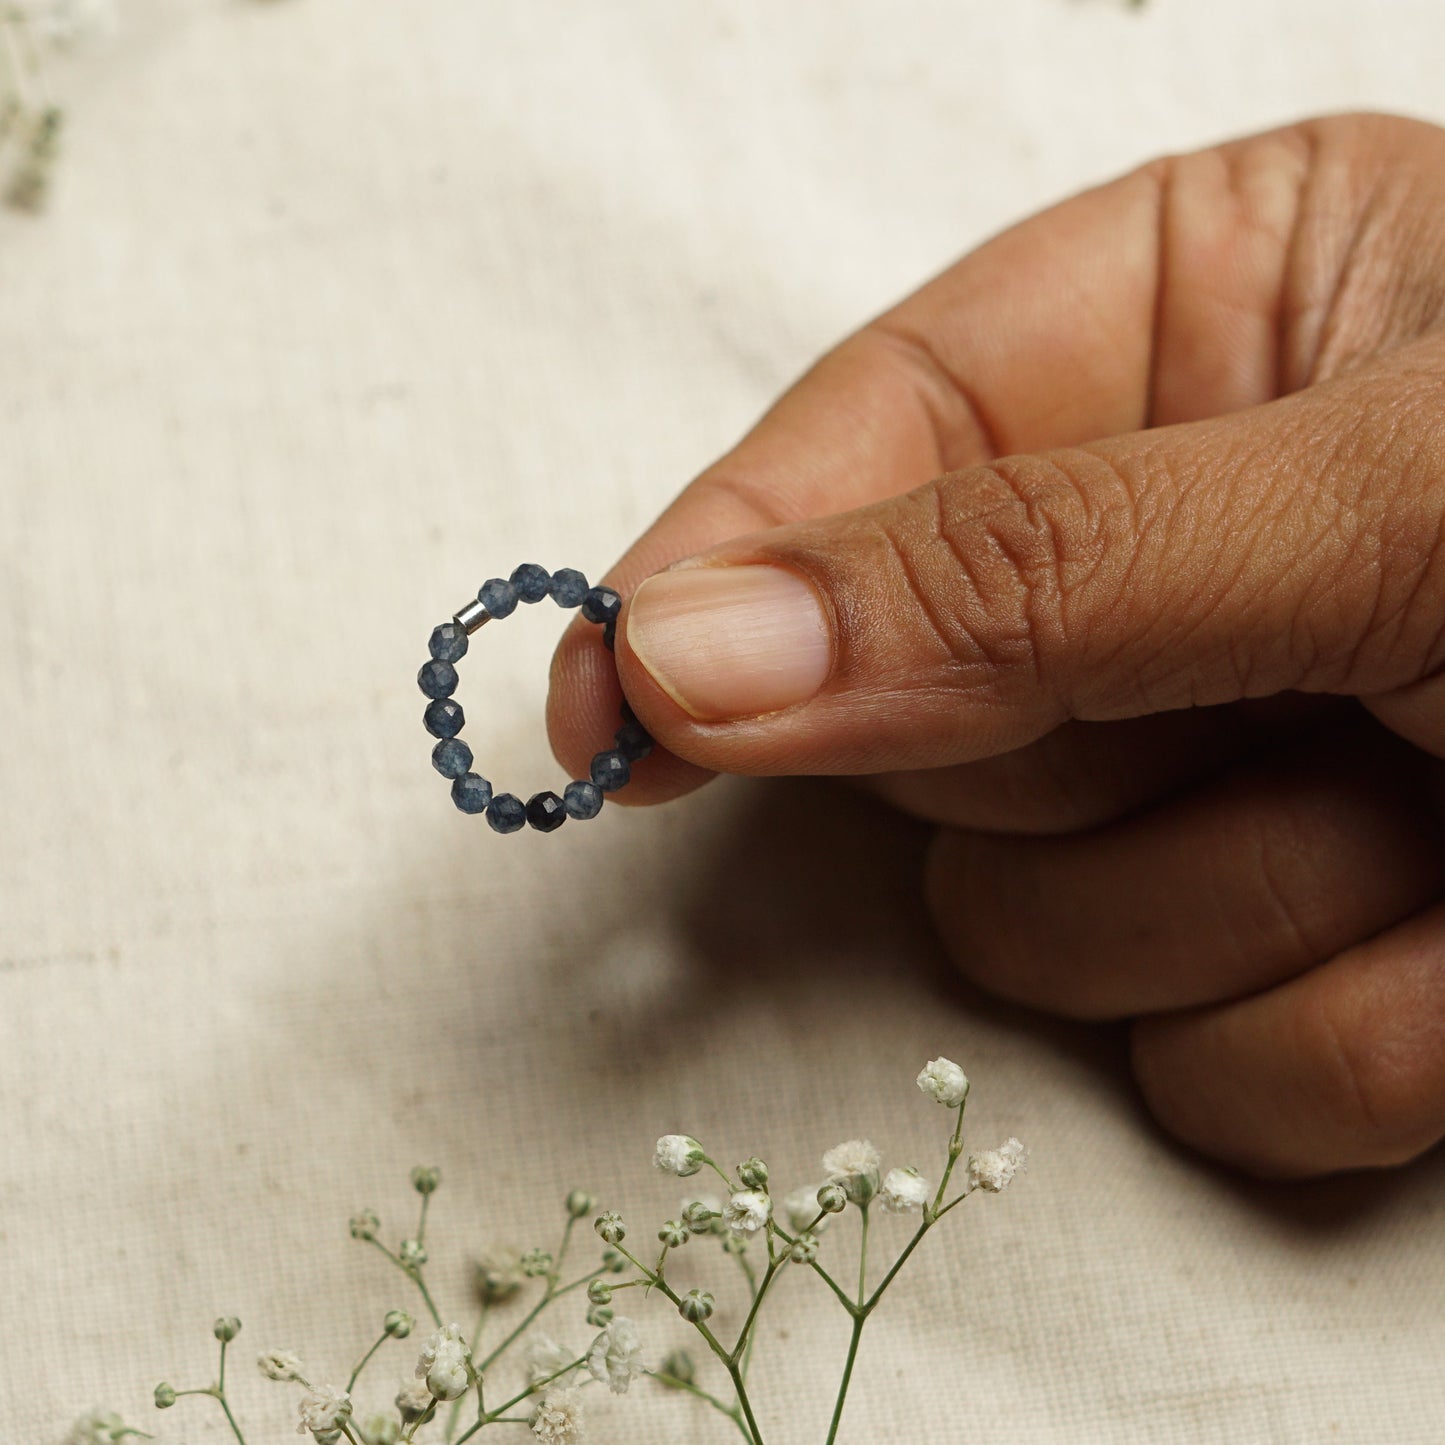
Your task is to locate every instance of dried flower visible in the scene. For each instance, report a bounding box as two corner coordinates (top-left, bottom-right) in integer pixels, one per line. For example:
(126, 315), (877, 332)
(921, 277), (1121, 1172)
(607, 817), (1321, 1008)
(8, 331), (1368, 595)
(530, 1387), (585, 1441)
(586, 1316), (643, 1395)
(415, 1323), (471, 1401)
(524, 1333), (575, 1383)
(880, 1167), (930, 1214)
(822, 1139), (882, 1206)
(917, 1057), (970, 1108)
(349, 1210), (380, 1241)
(296, 1385), (352, 1441)
(678, 1289), (715, 1323)
(258, 1349), (305, 1382)
(474, 1245), (524, 1304)
(356, 1414), (401, 1445)
(394, 1378), (432, 1423)
(653, 1135), (705, 1177)
(967, 1138), (1027, 1194)
(594, 1211), (626, 1245)
(723, 1189), (772, 1235)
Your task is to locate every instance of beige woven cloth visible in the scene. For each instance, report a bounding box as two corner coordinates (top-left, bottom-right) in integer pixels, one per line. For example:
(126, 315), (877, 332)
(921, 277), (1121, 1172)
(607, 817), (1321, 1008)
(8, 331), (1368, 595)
(4, 1), (1444, 1440)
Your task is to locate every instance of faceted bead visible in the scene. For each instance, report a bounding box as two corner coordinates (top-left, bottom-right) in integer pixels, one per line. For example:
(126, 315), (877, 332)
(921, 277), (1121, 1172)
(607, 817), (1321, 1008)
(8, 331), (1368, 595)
(590, 749), (631, 793)
(478, 577), (518, 619)
(428, 622), (468, 664)
(564, 779), (604, 820)
(510, 562), (552, 604)
(431, 737), (473, 779)
(417, 659), (459, 699)
(526, 791), (567, 832)
(486, 792), (526, 834)
(423, 698), (465, 739)
(550, 568), (589, 608)
(581, 586), (622, 625)
(451, 773), (493, 814)
(615, 720), (653, 761)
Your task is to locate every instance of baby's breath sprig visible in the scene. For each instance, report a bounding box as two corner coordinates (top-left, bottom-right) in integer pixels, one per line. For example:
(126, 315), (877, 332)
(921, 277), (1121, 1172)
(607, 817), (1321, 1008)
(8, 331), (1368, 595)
(72, 1054), (1025, 1444)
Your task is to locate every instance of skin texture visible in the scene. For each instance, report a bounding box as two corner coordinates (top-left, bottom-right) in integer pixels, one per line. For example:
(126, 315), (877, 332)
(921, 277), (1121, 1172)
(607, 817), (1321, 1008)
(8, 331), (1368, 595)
(547, 113), (1445, 1179)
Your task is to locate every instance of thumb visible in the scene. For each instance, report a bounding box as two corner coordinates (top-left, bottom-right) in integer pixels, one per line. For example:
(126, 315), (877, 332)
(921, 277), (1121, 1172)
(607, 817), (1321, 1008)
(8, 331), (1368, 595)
(616, 345), (1445, 776)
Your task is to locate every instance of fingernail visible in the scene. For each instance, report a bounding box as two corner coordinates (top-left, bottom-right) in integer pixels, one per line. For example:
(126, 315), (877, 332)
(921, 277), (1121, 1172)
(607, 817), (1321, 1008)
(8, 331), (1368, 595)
(626, 565), (832, 721)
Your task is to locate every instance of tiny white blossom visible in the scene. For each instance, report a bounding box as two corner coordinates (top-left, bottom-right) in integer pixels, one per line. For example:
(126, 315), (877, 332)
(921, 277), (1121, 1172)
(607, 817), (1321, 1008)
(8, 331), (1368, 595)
(822, 1139), (882, 1206)
(879, 1167), (931, 1214)
(258, 1348), (305, 1382)
(586, 1316), (643, 1395)
(723, 1189), (772, 1234)
(524, 1332), (576, 1383)
(782, 1184), (831, 1234)
(66, 1411), (126, 1445)
(653, 1134), (706, 1177)
(531, 1387), (585, 1441)
(296, 1385), (352, 1441)
(916, 1057), (970, 1107)
(415, 1322), (471, 1401)
(967, 1138), (1027, 1193)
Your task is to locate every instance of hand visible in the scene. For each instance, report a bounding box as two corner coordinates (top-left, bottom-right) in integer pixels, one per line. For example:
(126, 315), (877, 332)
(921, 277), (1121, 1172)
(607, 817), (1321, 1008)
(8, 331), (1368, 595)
(548, 113), (1445, 1179)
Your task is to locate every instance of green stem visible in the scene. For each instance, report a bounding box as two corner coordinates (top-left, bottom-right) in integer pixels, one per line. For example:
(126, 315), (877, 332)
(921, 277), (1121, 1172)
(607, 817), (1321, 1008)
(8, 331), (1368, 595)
(474, 1271), (601, 1375)
(703, 1158), (737, 1193)
(769, 1223), (858, 1317)
(726, 1363), (765, 1445)
(347, 1331), (389, 1392)
(729, 1258), (780, 1366)
(649, 1371), (752, 1440)
(453, 1359), (587, 1443)
(931, 1102), (968, 1218)
(215, 1391), (247, 1445)
(823, 1314), (865, 1445)
(417, 1193), (431, 1247)
(413, 1270), (444, 1328)
(857, 1207), (870, 1304)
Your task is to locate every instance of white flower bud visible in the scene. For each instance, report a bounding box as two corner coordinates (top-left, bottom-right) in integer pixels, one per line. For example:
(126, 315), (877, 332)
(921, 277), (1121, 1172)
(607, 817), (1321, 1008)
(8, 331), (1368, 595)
(296, 1385), (352, 1441)
(821, 1139), (882, 1206)
(587, 1279), (613, 1305)
(586, 1316), (643, 1395)
(737, 1156), (769, 1189)
(653, 1135), (706, 1177)
(531, 1387), (584, 1441)
(916, 1057), (970, 1108)
(789, 1232), (820, 1264)
(399, 1238), (427, 1268)
(384, 1310), (413, 1339)
(565, 1189), (596, 1219)
(783, 1185), (831, 1234)
(258, 1349), (305, 1382)
(586, 1301), (614, 1327)
(415, 1324), (471, 1401)
(658, 1348), (695, 1384)
(879, 1166), (931, 1214)
(394, 1378), (432, 1423)
(410, 1166), (441, 1195)
(524, 1332), (576, 1384)
(967, 1138), (1027, 1194)
(723, 1189), (772, 1235)
(153, 1384), (176, 1409)
(521, 1248), (553, 1278)
(658, 1218), (689, 1248)
(357, 1414), (400, 1445)
(474, 1245), (524, 1304)
(681, 1197), (723, 1235)
(678, 1289), (715, 1323)
(213, 1316), (241, 1343)
(349, 1210), (380, 1241)
(816, 1182), (848, 1214)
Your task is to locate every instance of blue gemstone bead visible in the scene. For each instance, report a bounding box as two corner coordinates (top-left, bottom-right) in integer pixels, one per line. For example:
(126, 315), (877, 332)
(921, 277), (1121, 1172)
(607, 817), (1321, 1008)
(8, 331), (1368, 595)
(424, 698), (465, 739)
(615, 720), (653, 761)
(428, 622), (468, 664)
(563, 779), (604, 820)
(486, 792), (526, 834)
(590, 748), (631, 793)
(451, 773), (493, 814)
(417, 659), (459, 699)
(526, 790), (567, 832)
(510, 562), (552, 604)
(581, 586), (622, 625)
(431, 737), (473, 779)
(478, 577), (518, 619)
(550, 568), (589, 608)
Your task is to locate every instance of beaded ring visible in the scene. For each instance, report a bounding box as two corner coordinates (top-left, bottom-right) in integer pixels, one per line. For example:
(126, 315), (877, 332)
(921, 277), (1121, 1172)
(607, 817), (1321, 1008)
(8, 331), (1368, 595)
(418, 564), (653, 834)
